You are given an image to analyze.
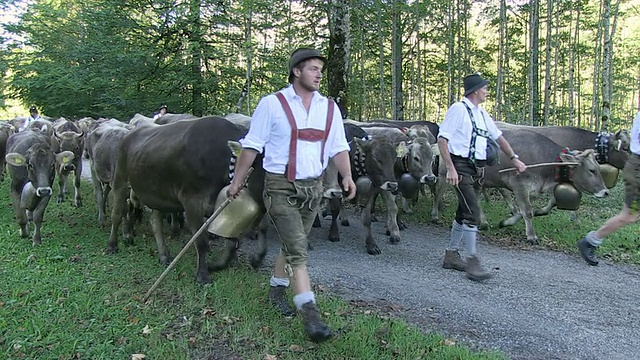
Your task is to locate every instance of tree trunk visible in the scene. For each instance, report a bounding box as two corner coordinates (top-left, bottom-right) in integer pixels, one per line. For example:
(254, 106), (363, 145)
(568, 4), (576, 127)
(591, 1), (604, 129)
(236, 7), (252, 114)
(528, 0), (540, 125)
(377, 1), (386, 118)
(327, 0), (351, 118)
(391, 2), (403, 120)
(189, 0), (203, 116)
(495, 0), (507, 122)
(542, 0), (553, 126)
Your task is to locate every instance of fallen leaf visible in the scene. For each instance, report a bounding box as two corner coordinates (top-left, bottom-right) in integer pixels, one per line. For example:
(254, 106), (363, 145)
(289, 344), (304, 352)
(142, 325), (152, 335)
(202, 309), (216, 317)
(363, 310), (372, 315)
(131, 354), (146, 360)
(263, 354), (278, 360)
(442, 338), (456, 346)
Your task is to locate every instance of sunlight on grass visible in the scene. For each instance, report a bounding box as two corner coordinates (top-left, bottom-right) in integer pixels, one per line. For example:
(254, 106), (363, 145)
(0, 179), (504, 359)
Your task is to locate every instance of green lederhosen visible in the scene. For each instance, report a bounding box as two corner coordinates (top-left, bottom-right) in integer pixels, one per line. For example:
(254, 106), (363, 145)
(263, 172), (323, 269)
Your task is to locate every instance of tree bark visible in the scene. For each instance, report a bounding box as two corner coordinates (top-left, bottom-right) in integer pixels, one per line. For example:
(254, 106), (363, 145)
(528, 0), (540, 125)
(391, 1), (404, 120)
(327, 0), (351, 118)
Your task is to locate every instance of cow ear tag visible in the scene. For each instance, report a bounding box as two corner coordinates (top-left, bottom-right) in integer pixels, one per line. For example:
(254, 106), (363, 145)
(14, 157), (23, 164)
(396, 142), (407, 158)
(62, 155), (72, 164)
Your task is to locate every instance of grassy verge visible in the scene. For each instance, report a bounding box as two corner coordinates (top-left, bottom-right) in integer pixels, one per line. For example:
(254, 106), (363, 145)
(408, 178), (640, 264)
(0, 179), (504, 360)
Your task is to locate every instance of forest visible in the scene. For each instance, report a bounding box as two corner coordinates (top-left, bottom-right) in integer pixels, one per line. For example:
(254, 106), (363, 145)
(1, 0), (639, 131)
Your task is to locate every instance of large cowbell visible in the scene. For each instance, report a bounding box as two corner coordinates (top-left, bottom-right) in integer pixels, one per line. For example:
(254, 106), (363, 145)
(207, 185), (264, 238)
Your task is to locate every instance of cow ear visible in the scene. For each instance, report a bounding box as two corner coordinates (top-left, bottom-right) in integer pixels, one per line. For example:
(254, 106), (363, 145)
(227, 141), (243, 157)
(558, 152), (577, 163)
(354, 137), (368, 153)
(5, 153), (27, 167)
(396, 141), (408, 158)
(56, 151), (75, 164)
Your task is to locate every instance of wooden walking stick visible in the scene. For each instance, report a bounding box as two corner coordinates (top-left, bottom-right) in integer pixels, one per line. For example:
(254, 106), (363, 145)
(142, 167), (254, 302)
(498, 162), (579, 173)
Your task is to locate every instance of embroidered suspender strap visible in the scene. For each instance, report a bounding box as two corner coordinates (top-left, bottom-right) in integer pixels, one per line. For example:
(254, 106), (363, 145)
(275, 92), (299, 182)
(275, 92), (335, 182)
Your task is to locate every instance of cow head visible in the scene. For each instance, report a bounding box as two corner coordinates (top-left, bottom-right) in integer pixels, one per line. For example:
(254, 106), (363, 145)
(397, 138), (438, 185)
(5, 143), (74, 198)
(53, 130), (84, 171)
(605, 129), (631, 170)
(353, 137), (398, 193)
(559, 149), (609, 198)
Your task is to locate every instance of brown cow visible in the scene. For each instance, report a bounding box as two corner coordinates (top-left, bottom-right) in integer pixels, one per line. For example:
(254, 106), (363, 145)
(51, 120), (85, 207)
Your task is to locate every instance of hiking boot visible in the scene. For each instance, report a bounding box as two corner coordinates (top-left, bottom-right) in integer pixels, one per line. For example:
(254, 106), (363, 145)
(268, 286), (296, 317)
(465, 256), (493, 281)
(442, 250), (466, 272)
(577, 238), (599, 266)
(299, 301), (332, 343)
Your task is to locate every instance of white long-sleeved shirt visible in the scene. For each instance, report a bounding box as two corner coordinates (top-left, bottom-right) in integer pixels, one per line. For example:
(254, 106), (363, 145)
(19, 115), (43, 132)
(438, 97), (502, 160)
(240, 85), (350, 180)
(630, 111), (640, 156)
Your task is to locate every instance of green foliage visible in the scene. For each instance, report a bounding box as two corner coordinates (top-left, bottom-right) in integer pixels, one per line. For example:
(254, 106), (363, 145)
(0, 180), (503, 359)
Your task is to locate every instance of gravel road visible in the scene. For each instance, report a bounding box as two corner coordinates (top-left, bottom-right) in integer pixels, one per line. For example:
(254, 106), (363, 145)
(81, 159), (639, 359)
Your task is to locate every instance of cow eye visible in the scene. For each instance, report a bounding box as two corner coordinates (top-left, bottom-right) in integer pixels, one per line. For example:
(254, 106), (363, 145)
(413, 156), (420, 162)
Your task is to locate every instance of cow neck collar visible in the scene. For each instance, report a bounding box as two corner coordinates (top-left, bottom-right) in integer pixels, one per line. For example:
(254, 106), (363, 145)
(353, 146), (368, 177)
(594, 131), (611, 164)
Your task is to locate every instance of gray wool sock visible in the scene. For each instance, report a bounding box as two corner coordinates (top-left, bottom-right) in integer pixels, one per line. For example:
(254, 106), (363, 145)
(448, 220), (464, 250)
(586, 231), (603, 247)
(270, 276), (290, 287)
(461, 223), (478, 257)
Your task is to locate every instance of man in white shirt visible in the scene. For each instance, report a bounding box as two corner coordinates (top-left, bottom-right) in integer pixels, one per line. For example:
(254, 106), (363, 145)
(227, 48), (356, 342)
(19, 106), (43, 132)
(152, 104), (168, 121)
(437, 73), (526, 281)
(577, 111), (640, 265)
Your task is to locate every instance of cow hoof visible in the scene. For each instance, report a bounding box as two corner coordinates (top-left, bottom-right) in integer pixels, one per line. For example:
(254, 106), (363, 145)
(307, 242), (314, 251)
(250, 255), (265, 269)
(159, 256), (173, 266)
(312, 216), (322, 228)
(526, 237), (539, 245)
(430, 217), (441, 225)
(196, 273), (212, 285)
(328, 234), (340, 242)
(340, 218), (350, 226)
(20, 228), (29, 238)
(479, 222), (490, 230)
(389, 235), (400, 244)
(398, 220), (408, 230)
(32, 238), (42, 246)
(74, 199), (82, 207)
(366, 244), (382, 255)
(106, 246), (119, 254)
(57, 197), (64, 204)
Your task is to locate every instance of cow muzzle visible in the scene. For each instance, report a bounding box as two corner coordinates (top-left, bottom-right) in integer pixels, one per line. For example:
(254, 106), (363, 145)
(593, 189), (610, 198)
(36, 187), (53, 197)
(63, 163), (76, 172)
(323, 187), (343, 199)
(380, 181), (399, 193)
(420, 174), (437, 184)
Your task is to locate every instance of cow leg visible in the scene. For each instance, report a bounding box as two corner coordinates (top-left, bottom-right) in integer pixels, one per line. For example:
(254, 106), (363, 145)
(474, 187), (491, 230)
(182, 206), (211, 285)
(534, 196), (556, 216)
(210, 238), (239, 271)
(73, 162), (82, 207)
(150, 210), (172, 266)
(30, 197), (51, 245)
(57, 172), (68, 204)
(107, 184), (131, 253)
(91, 166), (106, 226)
(249, 216), (269, 269)
(508, 186), (538, 244)
(431, 178), (448, 224)
(362, 192), (381, 255)
(10, 186), (29, 238)
(328, 197), (341, 242)
(381, 191), (401, 243)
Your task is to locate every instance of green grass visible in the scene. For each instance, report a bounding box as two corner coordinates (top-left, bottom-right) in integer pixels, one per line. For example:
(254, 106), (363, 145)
(408, 178), (640, 264)
(0, 179), (504, 360)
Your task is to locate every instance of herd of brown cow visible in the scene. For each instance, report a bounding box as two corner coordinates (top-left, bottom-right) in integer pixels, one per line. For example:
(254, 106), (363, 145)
(1, 113), (630, 283)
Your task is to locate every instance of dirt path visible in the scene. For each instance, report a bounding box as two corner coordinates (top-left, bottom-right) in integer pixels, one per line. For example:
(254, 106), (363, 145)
(248, 212), (640, 360)
(81, 159), (639, 359)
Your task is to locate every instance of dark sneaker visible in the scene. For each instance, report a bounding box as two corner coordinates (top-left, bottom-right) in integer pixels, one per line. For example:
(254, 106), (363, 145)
(268, 286), (296, 317)
(465, 256), (493, 281)
(577, 238), (599, 266)
(442, 250), (466, 272)
(299, 302), (332, 343)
